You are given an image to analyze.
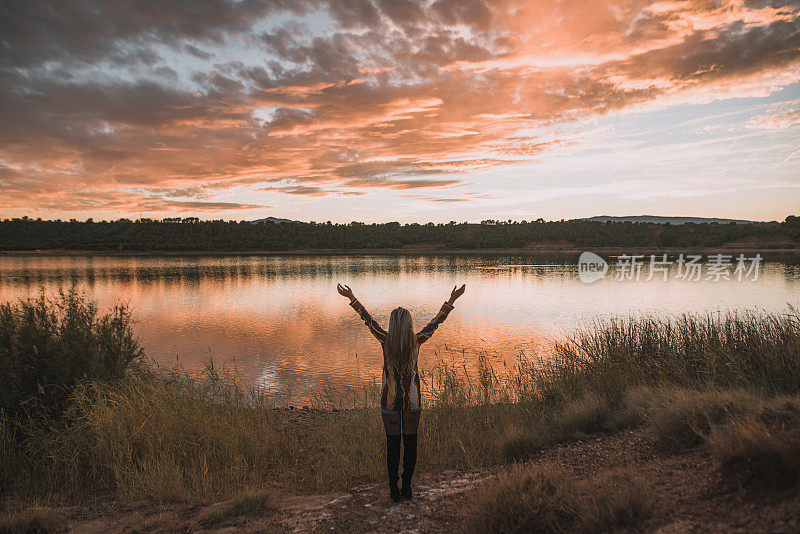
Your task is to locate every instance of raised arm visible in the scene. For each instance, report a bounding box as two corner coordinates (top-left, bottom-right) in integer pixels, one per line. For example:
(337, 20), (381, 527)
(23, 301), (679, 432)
(416, 284), (465, 345)
(338, 283), (387, 343)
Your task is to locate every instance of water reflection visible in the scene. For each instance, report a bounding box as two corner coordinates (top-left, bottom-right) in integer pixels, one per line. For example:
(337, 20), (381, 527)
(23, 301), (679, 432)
(1, 253), (798, 405)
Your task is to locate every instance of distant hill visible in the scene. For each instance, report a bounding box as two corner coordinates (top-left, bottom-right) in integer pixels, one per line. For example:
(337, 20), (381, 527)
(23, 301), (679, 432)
(251, 216), (299, 224)
(583, 215), (757, 225)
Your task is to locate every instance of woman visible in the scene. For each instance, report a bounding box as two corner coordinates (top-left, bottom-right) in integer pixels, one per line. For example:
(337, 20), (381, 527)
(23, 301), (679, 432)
(337, 283), (466, 502)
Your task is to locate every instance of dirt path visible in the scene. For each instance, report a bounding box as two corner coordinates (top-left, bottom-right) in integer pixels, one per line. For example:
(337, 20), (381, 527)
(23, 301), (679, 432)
(62, 428), (800, 533)
(272, 429), (800, 533)
(277, 468), (491, 533)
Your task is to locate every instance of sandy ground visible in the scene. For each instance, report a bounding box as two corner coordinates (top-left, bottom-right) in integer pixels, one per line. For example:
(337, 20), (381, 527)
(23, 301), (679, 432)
(58, 427), (800, 533)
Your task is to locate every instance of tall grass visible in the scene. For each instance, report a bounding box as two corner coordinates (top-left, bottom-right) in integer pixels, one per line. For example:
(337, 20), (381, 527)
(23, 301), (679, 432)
(1, 294), (799, 507)
(3, 367), (278, 502)
(535, 310), (800, 405)
(0, 366), (526, 502)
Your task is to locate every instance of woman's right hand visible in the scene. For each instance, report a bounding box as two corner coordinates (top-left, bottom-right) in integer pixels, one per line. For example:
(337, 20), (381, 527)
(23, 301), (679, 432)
(337, 283), (355, 301)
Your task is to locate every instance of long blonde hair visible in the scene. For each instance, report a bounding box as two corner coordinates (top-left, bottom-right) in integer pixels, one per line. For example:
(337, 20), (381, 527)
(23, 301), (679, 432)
(384, 307), (417, 376)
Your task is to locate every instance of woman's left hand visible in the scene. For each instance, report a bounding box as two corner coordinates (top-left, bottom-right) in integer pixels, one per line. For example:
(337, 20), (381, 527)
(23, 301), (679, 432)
(448, 284), (466, 305)
(337, 283), (355, 301)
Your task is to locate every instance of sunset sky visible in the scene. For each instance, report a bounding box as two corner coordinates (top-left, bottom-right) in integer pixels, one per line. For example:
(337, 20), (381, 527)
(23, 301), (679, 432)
(1, 0), (799, 223)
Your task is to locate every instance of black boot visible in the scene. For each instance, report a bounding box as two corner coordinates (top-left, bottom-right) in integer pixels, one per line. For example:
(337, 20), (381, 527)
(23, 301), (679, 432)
(401, 433), (417, 500)
(386, 434), (402, 502)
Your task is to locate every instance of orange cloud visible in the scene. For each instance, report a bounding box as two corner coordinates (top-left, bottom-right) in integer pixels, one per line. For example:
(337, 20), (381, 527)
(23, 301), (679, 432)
(0, 0), (798, 217)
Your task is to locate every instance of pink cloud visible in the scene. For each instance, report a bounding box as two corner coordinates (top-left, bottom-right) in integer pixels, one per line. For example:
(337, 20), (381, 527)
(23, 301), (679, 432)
(1, 0), (798, 216)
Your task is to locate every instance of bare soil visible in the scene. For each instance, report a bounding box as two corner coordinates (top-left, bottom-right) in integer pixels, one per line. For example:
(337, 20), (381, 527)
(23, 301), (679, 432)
(58, 428), (800, 533)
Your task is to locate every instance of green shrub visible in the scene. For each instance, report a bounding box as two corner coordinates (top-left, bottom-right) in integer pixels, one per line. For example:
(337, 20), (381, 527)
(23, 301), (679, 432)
(0, 291), (142, 419)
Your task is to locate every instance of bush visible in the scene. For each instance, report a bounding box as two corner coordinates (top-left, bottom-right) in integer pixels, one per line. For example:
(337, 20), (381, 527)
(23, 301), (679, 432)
(708, 398), (800, 488)
(462, 463), (653, 533)
(627, 388), (760, 451)
(616, 388), (800, 488)
(551, 393), (615, 435)
(0, 291), (142, 419)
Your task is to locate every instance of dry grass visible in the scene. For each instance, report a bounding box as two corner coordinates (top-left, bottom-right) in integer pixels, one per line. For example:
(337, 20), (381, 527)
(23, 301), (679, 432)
(4, 370), (278, 503)
(498, 393), (624, 462)
(536, 310), (800, 404)
(614, 388), (800, 489)
(0, 506), (66, 534)
(551, 393), (617, 435)
(0, 367), (531, 502)
(462, 463), (653, 534)
(138, 511), (184, 534)
(2, 299), (799, 509)
(623, 387), (761, 451)
(6, 375), (799, 507)
(497, 388), (800, 495)
(198, 489), (275, 528)
(708, 398), (800, 488)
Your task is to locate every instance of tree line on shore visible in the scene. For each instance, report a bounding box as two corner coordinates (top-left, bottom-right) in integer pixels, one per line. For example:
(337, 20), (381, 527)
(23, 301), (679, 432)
(0, 216), (798, 251)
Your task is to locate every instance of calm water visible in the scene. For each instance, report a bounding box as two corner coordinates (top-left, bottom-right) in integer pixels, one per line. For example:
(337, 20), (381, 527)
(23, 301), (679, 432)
(1, 253), (799, 405)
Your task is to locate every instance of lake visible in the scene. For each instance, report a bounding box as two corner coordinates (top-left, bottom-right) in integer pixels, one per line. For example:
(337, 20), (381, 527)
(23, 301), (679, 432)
(1, 252), (798, 405)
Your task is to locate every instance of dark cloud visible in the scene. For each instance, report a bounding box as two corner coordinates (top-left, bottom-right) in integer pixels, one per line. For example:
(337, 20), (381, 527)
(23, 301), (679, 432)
(611, 20), (800, 82)
(431, 0), (492, 31)
(0, 0), (798, 215)
(145, 200), (267, 210)
(377, 0), (425, 25)
(263, 184), (367, 196)
(326, 0), (382, 28)
(185, 43), (214, 59)
(0, 0), (296, 68)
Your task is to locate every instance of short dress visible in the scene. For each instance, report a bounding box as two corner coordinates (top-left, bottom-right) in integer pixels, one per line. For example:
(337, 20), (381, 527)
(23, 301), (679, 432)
(349, 298), (454, 414)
